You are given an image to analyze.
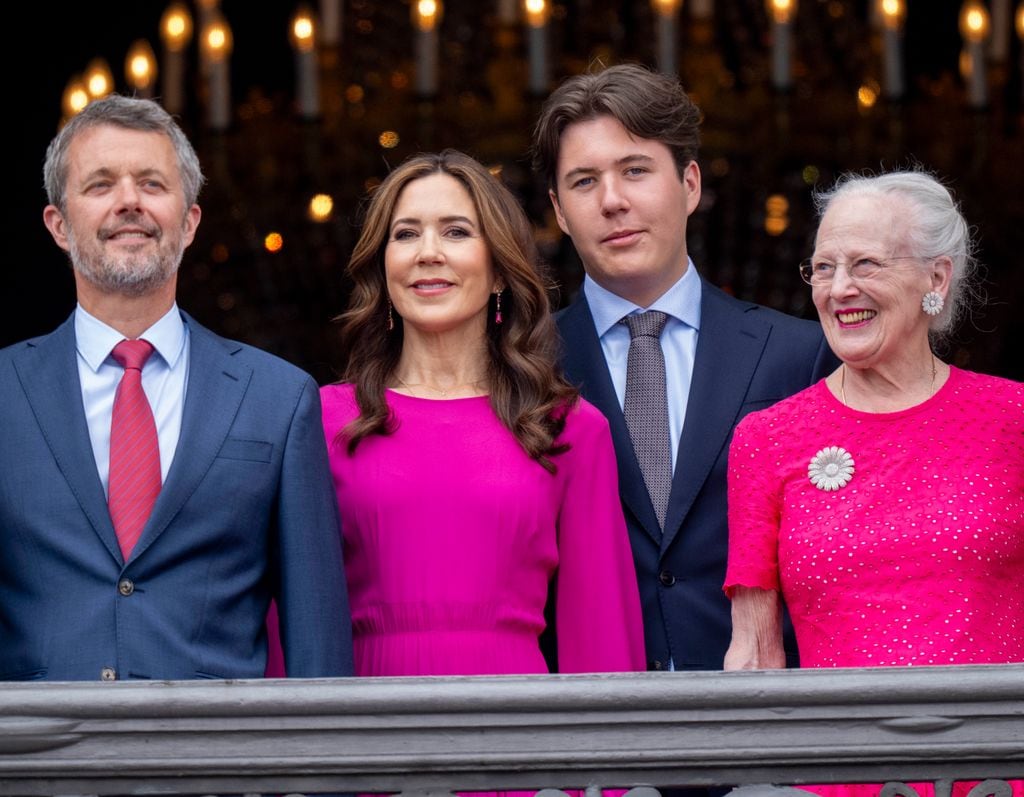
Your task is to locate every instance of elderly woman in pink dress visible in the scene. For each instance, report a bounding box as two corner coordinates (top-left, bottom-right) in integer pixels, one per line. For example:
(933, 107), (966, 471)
(316, 149), (644, 682)
(723, 171), (1022, 797)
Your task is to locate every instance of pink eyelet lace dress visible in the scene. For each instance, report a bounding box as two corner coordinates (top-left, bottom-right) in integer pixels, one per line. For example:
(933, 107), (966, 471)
(725, 367), (1024, 797)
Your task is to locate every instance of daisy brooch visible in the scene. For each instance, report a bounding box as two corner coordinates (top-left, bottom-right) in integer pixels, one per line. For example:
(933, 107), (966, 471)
(808, 446), (855, 491)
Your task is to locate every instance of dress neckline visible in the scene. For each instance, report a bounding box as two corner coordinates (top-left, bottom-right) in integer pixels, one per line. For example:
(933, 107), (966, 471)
(384, 388), (491, 404)
(820, 364), (961, 420)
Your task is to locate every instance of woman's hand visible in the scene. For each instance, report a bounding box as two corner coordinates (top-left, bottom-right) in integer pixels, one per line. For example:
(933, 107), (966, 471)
(723, 586), (787, 670)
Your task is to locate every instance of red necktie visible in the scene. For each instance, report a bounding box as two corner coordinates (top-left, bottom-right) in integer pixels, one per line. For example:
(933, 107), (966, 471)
(108, 339), (160, 560)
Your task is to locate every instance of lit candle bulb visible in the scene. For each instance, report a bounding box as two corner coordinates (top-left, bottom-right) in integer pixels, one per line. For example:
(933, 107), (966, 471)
(413, 0), (442, 98)
(84, 58), (114, 100)
(652, 0), (682, 77)
(291, 7), (320, 119)
(160, 3), (193, 114)
(62, 75), (90, 120)
(197, 0), (221, 82)
(524, 0), (550, 95)
(767, 0), (796, 92)
(959, 0), (990, 109)
(879, 0), (905, 100)
(125, 40), (158, 100)
(202, 12), (233, 130)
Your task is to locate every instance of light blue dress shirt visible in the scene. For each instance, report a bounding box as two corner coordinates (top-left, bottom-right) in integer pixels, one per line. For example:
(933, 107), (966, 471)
(75, 303), (190, 496)
(583, 261), (702, 473)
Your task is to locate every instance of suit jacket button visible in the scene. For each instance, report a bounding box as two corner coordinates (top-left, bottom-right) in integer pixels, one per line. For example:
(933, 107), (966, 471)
(651, 660), (665, 670)
(101, 667), (117, 681)
(659, 570), (676, 586)
(118, 579), (135, 596)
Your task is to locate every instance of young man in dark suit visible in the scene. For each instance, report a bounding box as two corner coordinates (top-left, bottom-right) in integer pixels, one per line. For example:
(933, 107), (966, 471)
(534, 65), (836, 672)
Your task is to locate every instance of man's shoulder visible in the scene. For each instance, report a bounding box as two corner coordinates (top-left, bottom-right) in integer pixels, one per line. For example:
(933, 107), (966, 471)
(0, 321), (70, 365)
(0, 337), (33, 361)
(185, 315), (313, 386)
(553, 290), (590, 329)
(703, 282), (822, 340)
(746, 302), (822, 340)
(554, 292), (582, 318)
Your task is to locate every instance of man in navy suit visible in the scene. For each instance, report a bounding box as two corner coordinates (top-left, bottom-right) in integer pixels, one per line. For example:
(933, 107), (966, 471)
(534, 65), (836, 672)
(0, 95), (352, 681)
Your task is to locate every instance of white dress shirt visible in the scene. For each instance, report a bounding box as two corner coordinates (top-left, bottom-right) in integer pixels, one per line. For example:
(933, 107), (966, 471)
(75, 303), (190, 496)
(583, 260), (702, 473)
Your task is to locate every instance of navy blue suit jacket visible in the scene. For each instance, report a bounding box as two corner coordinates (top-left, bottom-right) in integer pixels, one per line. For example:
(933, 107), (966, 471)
(0, 311), (353, 681)
(556, 279), (837, 670)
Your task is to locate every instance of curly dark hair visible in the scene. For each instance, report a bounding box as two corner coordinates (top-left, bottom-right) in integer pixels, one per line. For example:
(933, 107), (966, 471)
(335, 149), (578, 472)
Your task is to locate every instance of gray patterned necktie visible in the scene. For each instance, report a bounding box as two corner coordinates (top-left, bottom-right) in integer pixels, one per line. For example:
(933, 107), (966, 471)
(622, 311), (672, 530)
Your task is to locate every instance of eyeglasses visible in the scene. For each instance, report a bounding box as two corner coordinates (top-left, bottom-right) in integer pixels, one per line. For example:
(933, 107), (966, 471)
(798, 256), (922, 286)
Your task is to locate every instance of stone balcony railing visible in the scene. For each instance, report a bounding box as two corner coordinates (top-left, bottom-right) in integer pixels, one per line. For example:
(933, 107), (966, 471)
(1, 664), (1022, 796)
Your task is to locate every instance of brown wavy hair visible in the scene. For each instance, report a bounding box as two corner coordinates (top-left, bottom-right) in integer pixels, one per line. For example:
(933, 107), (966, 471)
(335, 149), (578, 472)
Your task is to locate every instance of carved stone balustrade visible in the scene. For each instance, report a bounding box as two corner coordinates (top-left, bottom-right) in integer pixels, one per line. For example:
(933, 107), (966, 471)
(1, 664), (1021, 795)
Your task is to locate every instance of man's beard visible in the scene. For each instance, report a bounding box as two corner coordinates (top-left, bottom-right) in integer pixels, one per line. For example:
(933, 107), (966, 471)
(67, 213), (185, 297)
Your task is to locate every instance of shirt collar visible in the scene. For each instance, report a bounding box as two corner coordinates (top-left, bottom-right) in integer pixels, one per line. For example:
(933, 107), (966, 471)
(583, 259), (702, 338)
(75, 302), (186, 373)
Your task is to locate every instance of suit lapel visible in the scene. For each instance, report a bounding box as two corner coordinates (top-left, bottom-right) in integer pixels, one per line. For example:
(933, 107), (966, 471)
(661, 282), (770, 552)
(11, 315), (122, 563)
(557, 295), (662, 542)
(129, 313), (252, 562)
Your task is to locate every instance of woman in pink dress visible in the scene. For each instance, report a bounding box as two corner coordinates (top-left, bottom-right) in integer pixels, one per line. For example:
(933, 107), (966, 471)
(723, 171), (1022, 797)
(321, 149), (644, 682)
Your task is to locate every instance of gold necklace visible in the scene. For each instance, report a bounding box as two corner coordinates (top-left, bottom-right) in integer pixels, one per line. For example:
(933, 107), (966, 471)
(840, 356), (937, 407)
(394, 375), (487, 398)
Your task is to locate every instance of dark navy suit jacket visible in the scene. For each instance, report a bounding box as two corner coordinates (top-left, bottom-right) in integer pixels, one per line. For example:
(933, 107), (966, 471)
(0, 311), (353, 681)
(556, 279), (837, 670)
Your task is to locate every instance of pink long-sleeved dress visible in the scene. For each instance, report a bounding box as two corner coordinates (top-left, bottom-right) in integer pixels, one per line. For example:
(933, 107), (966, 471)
(322, 384), (645, 677)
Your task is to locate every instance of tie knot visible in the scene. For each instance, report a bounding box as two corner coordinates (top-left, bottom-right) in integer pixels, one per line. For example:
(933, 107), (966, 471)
(623, 310), (668, 340)
(112, 339), (155, 371)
